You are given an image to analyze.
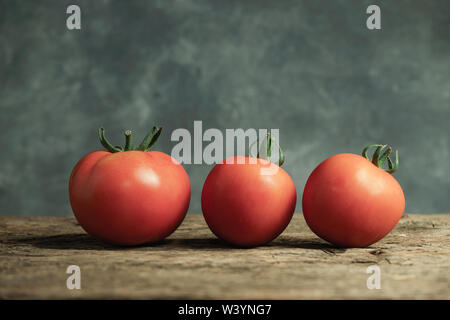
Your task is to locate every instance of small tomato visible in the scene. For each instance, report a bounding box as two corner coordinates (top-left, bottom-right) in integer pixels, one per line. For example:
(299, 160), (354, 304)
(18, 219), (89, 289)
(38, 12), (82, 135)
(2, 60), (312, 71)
(201, 135), (297, 247)
(302, 144), (405, 247)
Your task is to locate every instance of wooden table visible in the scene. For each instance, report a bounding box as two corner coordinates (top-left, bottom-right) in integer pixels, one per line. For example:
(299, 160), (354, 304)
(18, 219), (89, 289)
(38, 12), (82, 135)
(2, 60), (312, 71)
(1, 214), (449, 299)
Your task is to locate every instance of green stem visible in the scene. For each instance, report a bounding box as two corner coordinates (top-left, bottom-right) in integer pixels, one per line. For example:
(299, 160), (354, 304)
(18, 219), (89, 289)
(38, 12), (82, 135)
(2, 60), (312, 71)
(378, 147), (392, 167)
(362, 144), (399, 174)
(137, 126), (163, 151)
(255, 130), (285, 167)
(362, 144), (381, 160)
(98, 127), (122, 153)
(371, 144), (387, 166)
(266, 132), (272, 158)
(98, 126), (162, 153)
(124, 130), (133, 151)
(386, 150), (399, 174)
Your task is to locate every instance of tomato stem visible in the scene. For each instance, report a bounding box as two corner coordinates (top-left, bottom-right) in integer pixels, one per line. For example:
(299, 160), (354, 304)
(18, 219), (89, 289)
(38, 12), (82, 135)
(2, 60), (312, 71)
(254, 131), (285, 166)
(98, 126), (162, 153)
(137, 126), (163, 151)
(98, 127), (122, 153)
(362, 144), (399, 174)
(124, 130), (133, 151)
(378, 147), (392, 167)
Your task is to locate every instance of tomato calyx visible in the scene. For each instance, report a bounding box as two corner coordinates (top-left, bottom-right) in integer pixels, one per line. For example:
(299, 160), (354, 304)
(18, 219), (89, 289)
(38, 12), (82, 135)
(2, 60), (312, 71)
(362, 144), (399, 174)
(250, 131), (285, 166)
(98, 126), (163, 153)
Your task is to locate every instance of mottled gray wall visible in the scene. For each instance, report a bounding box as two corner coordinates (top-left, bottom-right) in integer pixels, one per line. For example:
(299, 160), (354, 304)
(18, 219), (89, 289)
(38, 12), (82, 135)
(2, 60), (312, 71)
(0, 0), (449, 216)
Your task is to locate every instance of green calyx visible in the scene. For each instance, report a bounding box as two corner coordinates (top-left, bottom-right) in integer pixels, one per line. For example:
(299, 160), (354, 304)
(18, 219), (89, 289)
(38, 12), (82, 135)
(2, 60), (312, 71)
(362, 144), (399, 174)
(98, 126), (162, 153)
(250, 131), (285, 166)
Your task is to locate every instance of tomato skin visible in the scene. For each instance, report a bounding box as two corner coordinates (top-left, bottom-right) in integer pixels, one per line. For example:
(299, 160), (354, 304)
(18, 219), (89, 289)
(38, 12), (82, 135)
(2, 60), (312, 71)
(302, 153), (405, 248)
(201, 156), (297, 247)
(69, 150), (190, 246)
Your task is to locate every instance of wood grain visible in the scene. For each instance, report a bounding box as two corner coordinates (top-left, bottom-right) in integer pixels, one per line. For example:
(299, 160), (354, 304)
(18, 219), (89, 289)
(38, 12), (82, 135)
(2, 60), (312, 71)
(1, 214), (449, 299)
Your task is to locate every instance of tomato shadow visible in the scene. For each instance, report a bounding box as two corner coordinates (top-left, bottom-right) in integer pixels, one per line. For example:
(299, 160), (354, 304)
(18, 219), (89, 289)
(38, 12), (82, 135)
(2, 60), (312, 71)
(10, 234), (346, 252)
(9, 234), (231, 251)
(10, 234), (129, 250)
(162, 238), (236, 249)
(163, 237), (347, 252)
(268, 237), (348, 253)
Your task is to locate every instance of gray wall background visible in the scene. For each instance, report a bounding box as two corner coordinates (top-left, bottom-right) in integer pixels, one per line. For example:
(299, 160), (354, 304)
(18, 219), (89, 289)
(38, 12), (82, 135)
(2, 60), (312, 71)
(0, 0), (449, 216)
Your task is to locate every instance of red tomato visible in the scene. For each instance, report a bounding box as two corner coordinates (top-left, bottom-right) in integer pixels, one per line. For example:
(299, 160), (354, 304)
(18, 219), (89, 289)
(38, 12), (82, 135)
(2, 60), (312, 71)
(302, 145), (405, 247)
(201, 156), (297, 247)
(69, 127), (190, 245)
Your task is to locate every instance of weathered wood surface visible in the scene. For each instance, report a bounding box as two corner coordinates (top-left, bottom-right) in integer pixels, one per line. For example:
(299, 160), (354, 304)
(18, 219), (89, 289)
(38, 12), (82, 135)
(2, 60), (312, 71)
(0, 214), (449, 299)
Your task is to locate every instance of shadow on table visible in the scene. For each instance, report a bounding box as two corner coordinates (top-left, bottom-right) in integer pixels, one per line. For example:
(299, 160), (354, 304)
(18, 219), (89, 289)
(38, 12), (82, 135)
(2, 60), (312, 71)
(10, 234), (231, 251)
(11, 234), (345, 252)
(267, 238), (347, 254)
(11, 234), (127, 251)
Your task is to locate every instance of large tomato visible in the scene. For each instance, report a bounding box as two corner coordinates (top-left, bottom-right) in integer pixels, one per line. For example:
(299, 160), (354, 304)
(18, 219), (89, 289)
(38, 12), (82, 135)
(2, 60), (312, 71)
(202, 153), (297, 247)
(302, 144), (405, 247)
(69, 127), (190, 246)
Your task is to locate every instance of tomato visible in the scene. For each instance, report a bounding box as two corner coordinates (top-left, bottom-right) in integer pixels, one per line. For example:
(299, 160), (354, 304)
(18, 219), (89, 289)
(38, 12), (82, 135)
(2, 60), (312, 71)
(302, 144), (405, 247)
(201, 155), (297, 247)
(69, 127), (190, 246)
